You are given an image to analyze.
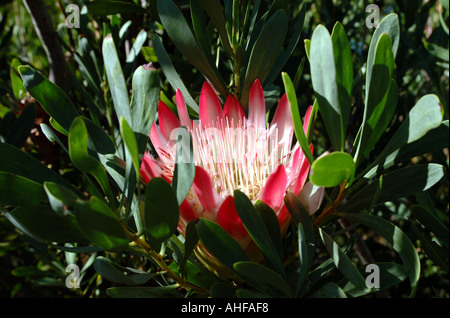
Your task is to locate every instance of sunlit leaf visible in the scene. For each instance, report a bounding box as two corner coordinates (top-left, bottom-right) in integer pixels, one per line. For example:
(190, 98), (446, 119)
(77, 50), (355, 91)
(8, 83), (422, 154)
(337, 212), (420, 296)
(310, 25), (342, 151)
(144, 178), (180, 246)
(310, 152), (355, 187)
(5, 205), (87, 244)
(319, 228), (367, 291)
(0, 172), (47, 207)
(19, 65), (78, 133)
(234, 190), (285, 278)
(74, 197), (128, 250)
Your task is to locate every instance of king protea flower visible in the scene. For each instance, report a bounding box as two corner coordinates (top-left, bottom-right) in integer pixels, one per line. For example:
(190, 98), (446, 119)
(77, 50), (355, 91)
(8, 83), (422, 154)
(140, 80), (313, 269)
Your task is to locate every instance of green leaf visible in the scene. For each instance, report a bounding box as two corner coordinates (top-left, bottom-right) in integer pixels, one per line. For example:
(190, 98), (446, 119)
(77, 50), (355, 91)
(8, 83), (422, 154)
(179, 221), (199, 274)
(310, 152), (355, 187)
(297, 222), (310, 296)
(0, 172), (47, 207)
(141, 46), (158, 63)
(86, 0), (144, 16)
(424, 40), (450, 62)
(130, 64), (160, 154)
(106, 286), (177, 298)
(233, 261), (293, 297)
(310, 25), (342, 151)
(120, 116), (140, 178)
(169, 258), (219, 290)
(411, 205), (449, 249)
(153, 36), (199, 113)
(362, 79), (398, 159)
(0, 143), (81, 196)
(236, 289), (271, 298)
(309, 282), (347, 298)
(282, 72), (314, 164)
(49, 116), (69, 135)
(331, 22), (352, 135)
(157, 0), (227, 98)
(284, 191), (315, 294)
(196, 218), (249, 272)
(4, 205), (87, 244)
(264, 3), (306, 86)
(68, 117), (113, 203)
(124, 30), (148, 76)
(304, 39), (311, 61)
(241, 10), (288, 109)
(293, 57), (306, 91)
(343, 164), (445, 213)
(171, 127), (195, 205)
(5, 103), (36, 148)
(76, 36), (102, 94)
(364, 116), (447, 180)
(393, 94), (442, 144)
(319, 228), (367, 291)
(18, 65), (78, 133)
(254, 200), (282, 258)
(40, 123), (67, 152)
(82, 117), (116, 155)
(197, 0), (233, 57)
(233, 190), (285, 278)
(120, 116), (140, 219)
(144, 178), (180, 246)
(410, 221), (449, 274)
(210, 282), (236, 298)
(94, 256), (157, 285)
(365, 13), (400, 106)
(9, 58), (26, 100)
(102, 34), (131, 125)
(355, 33), (397, 163)
(337, 213), (420, 296)
(74, 197), (129, 250)
(339, 262), (409, 297)
(44, 181), (79, 215)
(190, 0), (216, 69)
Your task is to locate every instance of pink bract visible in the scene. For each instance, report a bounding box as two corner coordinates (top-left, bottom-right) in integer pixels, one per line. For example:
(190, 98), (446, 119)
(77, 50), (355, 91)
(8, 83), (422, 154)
(140, 80), (313, 259)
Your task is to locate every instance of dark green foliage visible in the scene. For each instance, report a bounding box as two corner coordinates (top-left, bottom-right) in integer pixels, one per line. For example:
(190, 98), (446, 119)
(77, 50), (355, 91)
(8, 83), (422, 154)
(0, 0), (448, 299)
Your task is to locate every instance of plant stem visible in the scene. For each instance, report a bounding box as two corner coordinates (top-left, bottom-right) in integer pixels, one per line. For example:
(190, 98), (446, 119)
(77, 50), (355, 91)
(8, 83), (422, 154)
(23, 0), (66, 89)
(124, 229), (209, 295)
(314, 181), (347, 225)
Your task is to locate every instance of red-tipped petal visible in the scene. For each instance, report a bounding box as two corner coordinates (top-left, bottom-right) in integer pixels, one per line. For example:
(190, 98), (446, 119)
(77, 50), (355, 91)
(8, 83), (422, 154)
(277, 204), (291, 235)
(248, 80), (266, 129)
(303, 105), (313, 135)
(158, 101), (180, 141)
(176, 89), (192, 131)
(223, 94), (245, 127)
(199, 82), (224, 127)
(177, 199), (201, 235)
(140, 151), (162, 184)
(271, 94), (294, 143)
(192, 166), (219, 213)
(139, 156), (152, 184)
(291, 145), (312, 194)
(297, 181), (324, 215)
(180, 199), (199, 224)
(216, 196), (249, 240)
(259, 164), (287, 211)
(150, 122), (169, 159)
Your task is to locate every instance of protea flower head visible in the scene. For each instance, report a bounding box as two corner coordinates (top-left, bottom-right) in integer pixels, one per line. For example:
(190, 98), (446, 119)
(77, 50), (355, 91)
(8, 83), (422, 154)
(140, 80), (315, 273)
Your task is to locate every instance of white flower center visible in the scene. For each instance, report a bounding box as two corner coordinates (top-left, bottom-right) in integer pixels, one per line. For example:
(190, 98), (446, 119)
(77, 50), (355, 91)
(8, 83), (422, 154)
(190, 117), (292, 200)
